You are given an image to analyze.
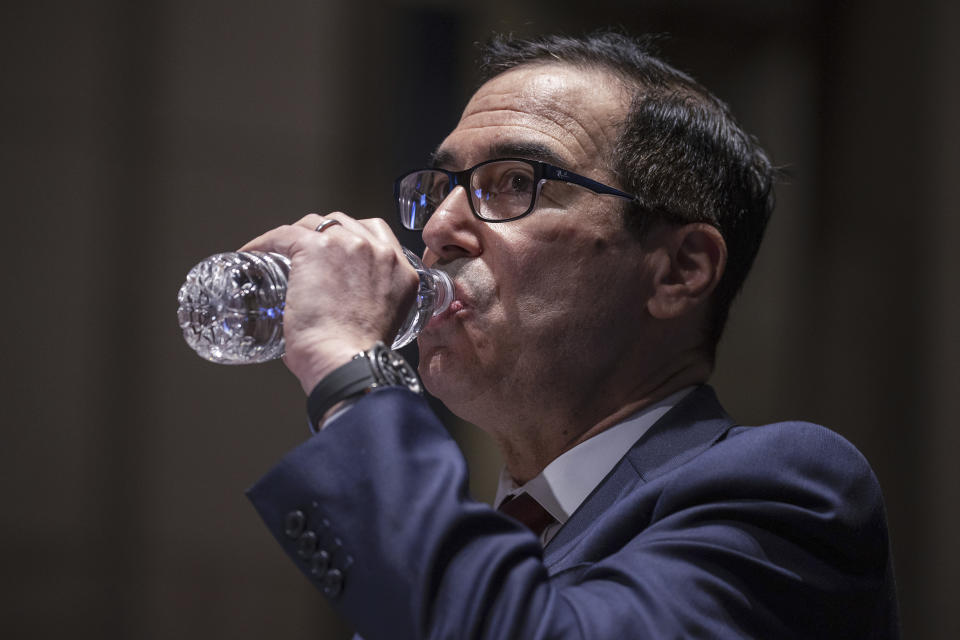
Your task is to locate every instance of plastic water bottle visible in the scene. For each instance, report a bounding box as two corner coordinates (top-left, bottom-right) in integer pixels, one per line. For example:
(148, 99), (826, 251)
(177, 247), (453, 364)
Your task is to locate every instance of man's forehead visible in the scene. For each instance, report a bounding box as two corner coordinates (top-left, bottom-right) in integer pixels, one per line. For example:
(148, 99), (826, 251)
(473, 64), (623, 116)
(433, 64), (627, 171)
(430, 140), (566, 170)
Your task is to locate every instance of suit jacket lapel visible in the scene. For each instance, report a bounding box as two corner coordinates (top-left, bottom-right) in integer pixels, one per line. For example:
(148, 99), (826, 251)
(543, 385), (735, 571)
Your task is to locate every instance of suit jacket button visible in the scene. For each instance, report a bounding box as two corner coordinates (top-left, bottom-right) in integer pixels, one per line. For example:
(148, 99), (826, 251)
(310, 549), (330, 576)
(296, 531), (318, 558)
(284, 510), (306, 539)
(322, 569), (344, 597)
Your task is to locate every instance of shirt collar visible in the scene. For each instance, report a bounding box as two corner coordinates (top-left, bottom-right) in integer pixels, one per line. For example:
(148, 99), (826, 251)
(494, 386), (695, 525)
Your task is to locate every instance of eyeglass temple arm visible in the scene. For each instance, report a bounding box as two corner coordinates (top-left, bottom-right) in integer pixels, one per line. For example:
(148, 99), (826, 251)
(542, 165), (638, 202)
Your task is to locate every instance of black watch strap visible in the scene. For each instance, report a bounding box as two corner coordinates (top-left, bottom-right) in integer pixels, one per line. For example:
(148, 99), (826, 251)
(306, 357), (376, 429)
(306, 342), (422, 431)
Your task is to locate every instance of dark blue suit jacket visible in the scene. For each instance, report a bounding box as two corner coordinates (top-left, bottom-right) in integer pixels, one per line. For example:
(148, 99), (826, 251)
(247, 385), (899, 639)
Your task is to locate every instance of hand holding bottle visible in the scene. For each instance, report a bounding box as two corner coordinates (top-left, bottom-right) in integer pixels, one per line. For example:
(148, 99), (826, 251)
(177, 212), (452, 386)
(237, 213), (418, 392)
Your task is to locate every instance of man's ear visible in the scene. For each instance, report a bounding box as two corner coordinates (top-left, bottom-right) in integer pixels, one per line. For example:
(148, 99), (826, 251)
(646, 223), (727, 320)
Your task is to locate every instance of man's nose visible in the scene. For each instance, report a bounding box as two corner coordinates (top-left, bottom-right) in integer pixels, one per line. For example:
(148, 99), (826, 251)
(422, 185), (483, 265)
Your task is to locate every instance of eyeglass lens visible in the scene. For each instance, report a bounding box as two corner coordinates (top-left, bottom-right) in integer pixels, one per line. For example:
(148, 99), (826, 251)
(397, 160), (539, 230)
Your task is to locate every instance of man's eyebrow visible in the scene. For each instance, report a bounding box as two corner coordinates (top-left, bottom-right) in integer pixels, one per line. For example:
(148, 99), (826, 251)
(488, 141), (566, 167)
(429, 148), (457, 169)
(428, 142), (567, 170)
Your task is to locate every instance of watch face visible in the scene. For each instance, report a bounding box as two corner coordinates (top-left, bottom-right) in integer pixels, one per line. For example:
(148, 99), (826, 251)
(369, 343), (423, 394)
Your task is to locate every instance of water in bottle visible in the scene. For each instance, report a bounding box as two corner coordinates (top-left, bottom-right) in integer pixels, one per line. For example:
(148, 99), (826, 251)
(177, 247), (453, 364)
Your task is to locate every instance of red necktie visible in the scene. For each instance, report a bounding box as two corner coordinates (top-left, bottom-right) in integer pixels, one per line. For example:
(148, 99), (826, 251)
(498, 492), (556, 537)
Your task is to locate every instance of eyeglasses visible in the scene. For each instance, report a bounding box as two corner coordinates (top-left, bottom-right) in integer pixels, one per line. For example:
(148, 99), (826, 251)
(394, 157), (638, 231)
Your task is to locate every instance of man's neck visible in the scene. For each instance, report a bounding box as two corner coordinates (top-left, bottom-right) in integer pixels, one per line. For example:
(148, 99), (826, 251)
(491, 354), (712, 485)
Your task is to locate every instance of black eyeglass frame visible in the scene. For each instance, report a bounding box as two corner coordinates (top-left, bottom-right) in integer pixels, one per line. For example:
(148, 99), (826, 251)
(394, 157), (639, 231)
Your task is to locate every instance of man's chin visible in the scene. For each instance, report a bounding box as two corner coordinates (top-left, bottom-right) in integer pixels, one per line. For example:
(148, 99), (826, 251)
(417, 345), (451, 395)
(417, 346), (470, 404)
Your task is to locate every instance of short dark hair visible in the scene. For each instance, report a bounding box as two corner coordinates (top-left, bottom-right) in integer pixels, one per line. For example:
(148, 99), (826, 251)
(478, 31), (776, 356)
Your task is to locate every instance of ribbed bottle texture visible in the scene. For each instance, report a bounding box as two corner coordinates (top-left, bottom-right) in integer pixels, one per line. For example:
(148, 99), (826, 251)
(177, 248), (452, 364)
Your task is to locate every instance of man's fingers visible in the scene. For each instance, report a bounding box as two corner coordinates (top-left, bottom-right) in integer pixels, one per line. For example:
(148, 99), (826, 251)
(359, 216), (401, 245)
(238, 214), (408, 276)
(239, 213), (361, 255)
(238, 223), (314, 255)
(294, 212), (376, 241)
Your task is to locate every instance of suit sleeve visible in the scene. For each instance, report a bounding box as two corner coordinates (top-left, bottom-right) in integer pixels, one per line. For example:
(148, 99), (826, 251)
(246, 388), (897, 640)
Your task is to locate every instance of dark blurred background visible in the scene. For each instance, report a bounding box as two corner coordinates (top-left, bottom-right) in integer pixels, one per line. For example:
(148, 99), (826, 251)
(3, 0), (957, 638)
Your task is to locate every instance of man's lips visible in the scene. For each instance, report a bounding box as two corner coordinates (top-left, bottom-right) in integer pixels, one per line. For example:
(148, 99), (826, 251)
(423, 259), (491, 332)
(427, 286), (467, 330)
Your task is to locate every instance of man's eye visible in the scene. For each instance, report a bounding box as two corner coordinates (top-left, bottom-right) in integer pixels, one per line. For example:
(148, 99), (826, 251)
(502, 171), (534, 194)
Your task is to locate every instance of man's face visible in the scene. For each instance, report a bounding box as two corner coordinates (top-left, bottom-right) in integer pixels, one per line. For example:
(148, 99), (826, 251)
(417, 63), (655, 428)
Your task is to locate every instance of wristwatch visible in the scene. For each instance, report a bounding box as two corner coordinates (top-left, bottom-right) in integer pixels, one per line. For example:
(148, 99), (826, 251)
(306, 341), (422, 430)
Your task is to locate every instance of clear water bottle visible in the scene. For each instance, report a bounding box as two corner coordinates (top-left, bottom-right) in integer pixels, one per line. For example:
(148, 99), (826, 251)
(177, 247), (453, 364)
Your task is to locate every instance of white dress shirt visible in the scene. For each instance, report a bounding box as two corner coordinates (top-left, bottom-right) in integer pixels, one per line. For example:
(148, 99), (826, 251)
(493, 387), (695, 545)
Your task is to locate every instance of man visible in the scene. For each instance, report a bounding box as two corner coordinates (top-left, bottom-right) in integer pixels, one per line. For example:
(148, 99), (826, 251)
(241, 32), (899, 638)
